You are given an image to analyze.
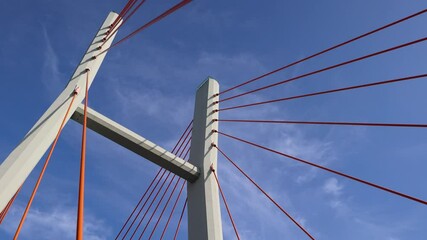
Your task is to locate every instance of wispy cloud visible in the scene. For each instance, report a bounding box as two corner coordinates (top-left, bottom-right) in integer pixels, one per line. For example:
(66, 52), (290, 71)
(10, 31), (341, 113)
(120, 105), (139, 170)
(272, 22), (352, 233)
(112, 83), (193, 127)
(41, 27), (64, 96)
(1, 203), (111, 240)
(323, 178), (344, 196)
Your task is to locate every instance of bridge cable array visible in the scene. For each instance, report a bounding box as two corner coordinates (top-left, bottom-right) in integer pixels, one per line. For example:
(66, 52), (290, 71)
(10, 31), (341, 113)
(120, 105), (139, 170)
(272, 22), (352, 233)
(218, 36), (427, 105)
(215, 131), (427, 206)
(115, 120), (193, 239)
(218, 74), (427, 112)
(0, 187), (21, 224)
(215, 118), (427, 128)
(13, 87), (80, 239)
(218, 8), (427, 96)
(101, 0), (149, 48)
(114, 9), (427, 240)
(76, 69), (91, 240)
(3, 4), (427, 240)
(210, 164), (241, 240)
(97, 0), (193, 56)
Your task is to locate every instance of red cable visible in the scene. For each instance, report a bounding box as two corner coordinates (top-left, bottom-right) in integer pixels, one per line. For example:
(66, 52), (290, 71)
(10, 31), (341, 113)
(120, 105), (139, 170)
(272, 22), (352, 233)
(219, 8), (427, 95)
(176, 128), (191, 159)
(114, 170), (162, 240)
(159, 181), (186, 240)
(120, 0), (138, 18)
(120, 121), (192, 239)
(173, 199), (187, 240)
(113, 0), (139, 28)
(121, 169), (168, 239)
(216, 131), (427, 205)
(219, 73), (427, 112)
(97, 0), (192, 56)
(214, 145), (315, 240)
(138, 175), (179, 239)
(148, 142), (192, 239)
(102, 0), (148, 47)
(219, 37), (427, 103)
(180, 137), (192, 157)
(141, 133), (191, 239)
(176, 128), (193, 157)
(120, 125), (191, 238)
(173, 121), (193, 154)
(76, 70), (90, 240)
(216, 119), (427, 128)
(129, 171), (174, 239)
(0, 195), (14, 223)
(211, 166), (241, 240)
(148, 178), (183, 240)
(0, 187), (21, 224)
(183, 147), (191, 160)
(115, 121), (191, 239)
(109, 1), (130, 31)
(110, 0), (137, 31)
(13, 90), (79, 240)
(183, 146), (191, 160)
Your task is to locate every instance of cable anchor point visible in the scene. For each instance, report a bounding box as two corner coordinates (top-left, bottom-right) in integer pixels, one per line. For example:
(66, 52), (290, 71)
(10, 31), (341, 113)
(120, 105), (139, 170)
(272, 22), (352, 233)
(73, 86), (81, 95)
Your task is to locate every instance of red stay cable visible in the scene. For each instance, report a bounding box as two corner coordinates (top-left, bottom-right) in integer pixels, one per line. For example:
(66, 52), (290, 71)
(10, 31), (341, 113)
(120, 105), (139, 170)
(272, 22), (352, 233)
(110, 0), (137, 32)
(0, 186), (21, 224)
(159, 180), (186, 240)
(173, 121), (193, 154)
(13, 88), (80, 240)
(219, 8), (427, 95)
(173, 199), (188, 240)
(219, 73), (427, 112)
(183, 147), (191, 161)
(138, 175), (179, 239)
(114, 169), (162, 240)
(219, 37), (427, 103)
(216, 131), (427, 205)
(176, 128), (193, 156)
(111, 0), (139, 29)
(115, 120), (191, 239)
(102, 0), (149, 47)
(138, 133), (191, 239)
(0, 192), (15, 222)
(148, 178), (183, 240)
(180, 137), (192, 157)
(150, 142), (192, 239)
(216, 119), (427, 128)
(121, 169), (168, 239)
(0, 204), (8, 223)
(76, 69), (90, 240)
(210, 165), (241, 240)
(129, 171), (174, 239)
(97, 0), (192, 56)
(120, 0), (138, 18)
(214, 145), (315, 240)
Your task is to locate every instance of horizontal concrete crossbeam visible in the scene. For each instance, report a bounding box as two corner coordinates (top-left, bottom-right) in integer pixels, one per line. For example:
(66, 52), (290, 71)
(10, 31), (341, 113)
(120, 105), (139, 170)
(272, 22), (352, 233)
(71, 105), (199, 182)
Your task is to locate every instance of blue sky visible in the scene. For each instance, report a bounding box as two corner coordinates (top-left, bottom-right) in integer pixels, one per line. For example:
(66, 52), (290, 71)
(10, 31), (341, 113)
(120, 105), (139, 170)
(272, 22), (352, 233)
(1, 0), (427, 239)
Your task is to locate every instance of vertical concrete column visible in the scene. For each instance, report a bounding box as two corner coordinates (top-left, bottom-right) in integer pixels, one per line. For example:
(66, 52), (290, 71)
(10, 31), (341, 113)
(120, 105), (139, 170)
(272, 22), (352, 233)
(187, 77), (223, 240)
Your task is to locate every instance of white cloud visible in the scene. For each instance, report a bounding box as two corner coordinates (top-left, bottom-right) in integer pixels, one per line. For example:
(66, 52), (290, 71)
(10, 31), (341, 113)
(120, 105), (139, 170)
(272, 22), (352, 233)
(112, 83), (193, 127)
(41, 27), (64, 95)
(218, 162), (296, 240)
(323, 178), (344, 196)
(1, 203), (111, 240)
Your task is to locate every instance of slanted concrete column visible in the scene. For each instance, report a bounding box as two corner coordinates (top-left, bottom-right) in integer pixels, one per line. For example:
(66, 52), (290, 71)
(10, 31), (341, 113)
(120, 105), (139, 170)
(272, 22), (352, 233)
(0, 12), (120, 212)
